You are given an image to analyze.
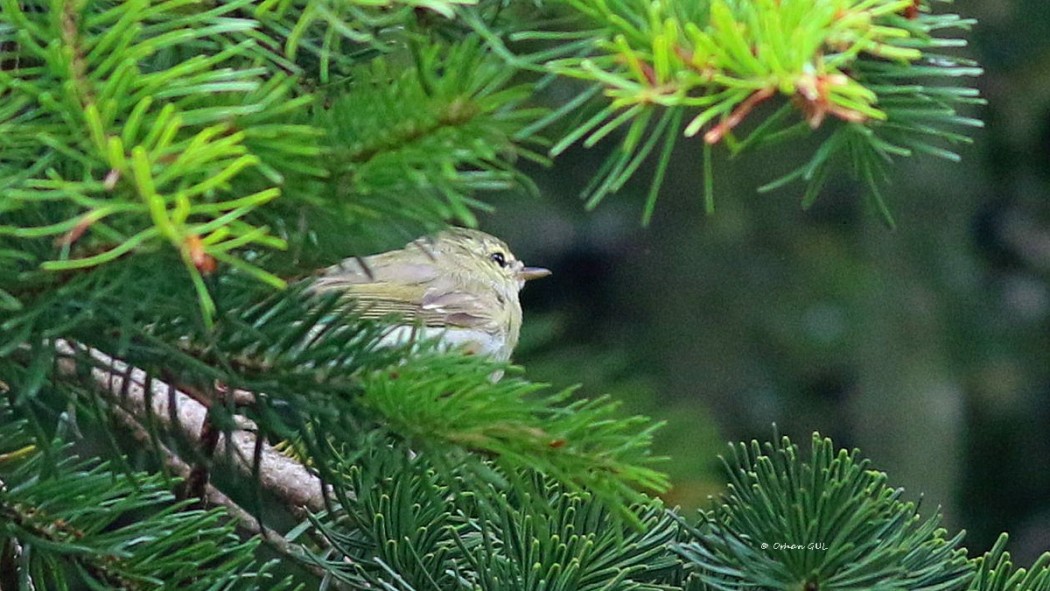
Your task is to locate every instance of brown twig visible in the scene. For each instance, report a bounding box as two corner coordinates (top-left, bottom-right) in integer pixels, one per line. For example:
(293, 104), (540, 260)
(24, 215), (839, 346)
(704, 86), (776, 144)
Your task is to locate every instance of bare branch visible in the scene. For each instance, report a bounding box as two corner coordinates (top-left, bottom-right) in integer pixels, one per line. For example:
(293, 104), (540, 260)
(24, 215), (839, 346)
(55, 340), (328, 514)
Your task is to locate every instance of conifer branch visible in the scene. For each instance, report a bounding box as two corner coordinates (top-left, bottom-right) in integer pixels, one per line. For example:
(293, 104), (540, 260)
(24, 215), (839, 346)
(319, 41), (547, 227)
(543, 0), (983, 221)
(675, 433), (973, 591)
(0, 0), (318, 322)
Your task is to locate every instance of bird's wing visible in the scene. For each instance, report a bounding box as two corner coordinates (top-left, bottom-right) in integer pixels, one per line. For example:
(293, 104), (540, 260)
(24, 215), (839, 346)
(420, 286), (502, 332)
(315, 252), (441, 286)
(312, 256), (501, 332)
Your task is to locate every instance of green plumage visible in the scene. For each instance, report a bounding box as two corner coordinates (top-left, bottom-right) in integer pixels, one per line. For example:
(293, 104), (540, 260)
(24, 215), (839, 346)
(311, 228), (550, 361)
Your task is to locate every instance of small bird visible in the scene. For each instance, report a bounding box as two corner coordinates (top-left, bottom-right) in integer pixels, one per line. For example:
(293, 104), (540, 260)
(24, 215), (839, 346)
(311, 228), (551, 366)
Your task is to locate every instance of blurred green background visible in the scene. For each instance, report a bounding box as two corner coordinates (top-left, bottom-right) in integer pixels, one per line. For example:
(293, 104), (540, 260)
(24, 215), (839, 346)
(484, 0), (1050, 564)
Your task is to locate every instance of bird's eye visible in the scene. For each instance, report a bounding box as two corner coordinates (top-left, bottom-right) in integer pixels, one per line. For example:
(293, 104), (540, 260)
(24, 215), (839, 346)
(490, 252), (507, 267)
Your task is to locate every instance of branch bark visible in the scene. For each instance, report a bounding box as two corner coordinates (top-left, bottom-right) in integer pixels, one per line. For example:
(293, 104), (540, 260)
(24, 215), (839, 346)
(55, 340), (328, 514)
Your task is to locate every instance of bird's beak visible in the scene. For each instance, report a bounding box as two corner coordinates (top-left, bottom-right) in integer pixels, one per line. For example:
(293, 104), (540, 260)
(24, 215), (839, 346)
(518, 266), (552, 281)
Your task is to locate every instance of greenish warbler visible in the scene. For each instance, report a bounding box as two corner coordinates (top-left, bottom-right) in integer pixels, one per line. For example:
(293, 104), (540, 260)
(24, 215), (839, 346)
(312, 228), (551, 365)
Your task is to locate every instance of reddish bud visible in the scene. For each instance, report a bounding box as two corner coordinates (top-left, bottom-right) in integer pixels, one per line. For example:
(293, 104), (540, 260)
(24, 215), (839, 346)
(186, 235), (217, 275)
(905, 0), (920, 19)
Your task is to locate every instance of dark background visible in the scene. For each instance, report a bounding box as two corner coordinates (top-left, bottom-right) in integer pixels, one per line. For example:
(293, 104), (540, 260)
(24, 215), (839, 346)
(485, 0), (1050, 563)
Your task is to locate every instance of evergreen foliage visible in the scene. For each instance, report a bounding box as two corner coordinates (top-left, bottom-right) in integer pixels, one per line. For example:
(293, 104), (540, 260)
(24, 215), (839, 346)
(0, 404), (294, 590)
(0, 0), (1031, 589)
(544, 0), (983, 225)
(676, 434), (972, 590)
(970, 535), (1050, 591)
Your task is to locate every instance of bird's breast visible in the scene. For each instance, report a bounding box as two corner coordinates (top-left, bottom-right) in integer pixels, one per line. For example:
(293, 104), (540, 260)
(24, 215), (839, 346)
(378, 325), (512, 362)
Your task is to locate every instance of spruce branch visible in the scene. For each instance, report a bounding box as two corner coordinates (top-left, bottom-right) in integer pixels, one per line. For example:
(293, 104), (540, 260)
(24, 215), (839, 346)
(303, 452), (683, 590)
(462, 480), (682, 590)
(356, 349), (670, 515)
(675, 432), (973, 591)
(0, 0), (320, 323)
(318, 40), (547, 228)
(544, 0), (983, 223)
